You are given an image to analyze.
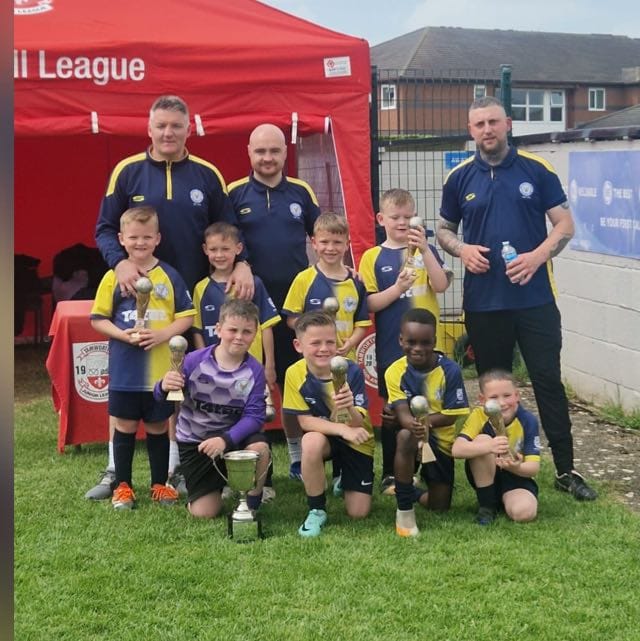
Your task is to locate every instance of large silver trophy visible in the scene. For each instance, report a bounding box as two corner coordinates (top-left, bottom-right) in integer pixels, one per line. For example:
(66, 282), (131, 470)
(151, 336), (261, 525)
(484, 399), (517, 461)
(409, 395), (436, 464)
(131, 276), (153, 342)
(401, 216), (424, 276)
(214, 450), (263, 542)
(329, 355), (351, 424)
(166, 335), (188, 401)
(322, 296), (342, 348)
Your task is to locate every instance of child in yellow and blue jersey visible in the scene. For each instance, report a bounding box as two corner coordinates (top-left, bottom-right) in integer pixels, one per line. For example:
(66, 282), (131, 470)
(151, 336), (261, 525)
(90, 206), (195, 510)
(452, 369), (541, 525)
(359, 189), (451, 495)
(192, 222), (280, 385)
(282, 212), (371, 361)
(283, 311), (375, 538)
(385, 308), (469, 537)
(283, 212), (371, 486)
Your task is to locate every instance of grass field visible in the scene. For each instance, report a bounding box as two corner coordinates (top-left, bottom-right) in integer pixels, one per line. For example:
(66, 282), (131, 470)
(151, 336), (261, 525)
(14, 346), (639, 641)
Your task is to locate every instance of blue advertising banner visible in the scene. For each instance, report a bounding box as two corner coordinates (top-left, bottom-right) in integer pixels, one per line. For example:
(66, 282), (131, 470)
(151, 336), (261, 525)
(568, 151), (640, 259)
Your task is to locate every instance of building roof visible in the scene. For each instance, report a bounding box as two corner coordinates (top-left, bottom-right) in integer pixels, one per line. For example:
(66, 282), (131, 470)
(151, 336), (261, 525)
(575, 104), (640, 128)
(371, 27), (640, 84)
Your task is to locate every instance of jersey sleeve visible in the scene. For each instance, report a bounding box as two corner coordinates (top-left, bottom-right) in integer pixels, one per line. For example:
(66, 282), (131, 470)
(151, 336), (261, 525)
(439, 169), (463, 225)
(192, 278), (207, 332)
(440, 361), (470, 416)
(358, 248), (380, 294)
(281, 272), (307, 316)
(520, 409), (541, 461)
(253, 277), (281, 330)
(90, 271), (117, 319)
(171, 270), (196, 318)
(457, 408), (486, 442)
(353, 278), (372, 327)
(385, 360), (407, 407)
(282, 363), (310, 415)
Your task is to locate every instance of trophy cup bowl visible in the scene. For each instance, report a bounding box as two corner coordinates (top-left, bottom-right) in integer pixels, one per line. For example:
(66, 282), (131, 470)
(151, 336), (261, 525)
(409, 395), (436, 463)
(166, 335), (188, 401)
(213, 450), (263, 542)
(330, 355), (351, 424)
(131, 276), (153, 342)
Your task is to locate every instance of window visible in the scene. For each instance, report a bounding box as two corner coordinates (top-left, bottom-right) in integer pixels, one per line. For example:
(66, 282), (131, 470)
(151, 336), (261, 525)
(589, 88), (606, 111)
(509, 88), (565, 123)
(381, 84), (396, 110)
(473, 85), (487, 99)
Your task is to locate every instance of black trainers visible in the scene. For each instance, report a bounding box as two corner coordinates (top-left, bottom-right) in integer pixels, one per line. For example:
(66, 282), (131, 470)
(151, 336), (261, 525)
(555, 471), (597, 501)
(475, 506), (496, 526)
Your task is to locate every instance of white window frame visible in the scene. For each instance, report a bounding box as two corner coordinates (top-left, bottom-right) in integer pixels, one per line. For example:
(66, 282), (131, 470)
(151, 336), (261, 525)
(588, 88), (606, 111)
(509, 88), (565, 124)
(473, 84), (487, 100)
(380, 83), (397, 111)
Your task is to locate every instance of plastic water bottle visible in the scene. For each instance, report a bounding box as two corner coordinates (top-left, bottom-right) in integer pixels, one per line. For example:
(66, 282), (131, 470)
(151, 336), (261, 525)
(501, 241), (517, 265)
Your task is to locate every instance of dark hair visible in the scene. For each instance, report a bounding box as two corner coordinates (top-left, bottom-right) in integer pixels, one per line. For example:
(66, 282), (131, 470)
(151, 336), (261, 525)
(294, 310), (335, 338)
(400, 308), (437, 330)
(478, 368), (516, 392)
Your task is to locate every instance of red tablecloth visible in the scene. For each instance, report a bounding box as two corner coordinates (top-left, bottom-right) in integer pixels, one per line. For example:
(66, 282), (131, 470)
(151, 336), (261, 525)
(47, 301), (111, 452)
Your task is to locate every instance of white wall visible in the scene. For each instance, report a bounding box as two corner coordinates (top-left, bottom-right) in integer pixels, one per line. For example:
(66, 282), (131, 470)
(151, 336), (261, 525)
(519, 138), (640, 412)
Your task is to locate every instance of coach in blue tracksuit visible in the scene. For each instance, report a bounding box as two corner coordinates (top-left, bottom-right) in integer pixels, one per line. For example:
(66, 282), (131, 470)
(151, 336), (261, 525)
(436, 96), (596, 502)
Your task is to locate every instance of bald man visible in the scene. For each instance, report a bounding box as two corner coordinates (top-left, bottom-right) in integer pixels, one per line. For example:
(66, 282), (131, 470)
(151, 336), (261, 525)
(228, 124), (321, 478)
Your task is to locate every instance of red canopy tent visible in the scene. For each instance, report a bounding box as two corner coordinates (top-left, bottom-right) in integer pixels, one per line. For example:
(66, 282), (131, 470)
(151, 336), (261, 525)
(14, 0), (374, 278)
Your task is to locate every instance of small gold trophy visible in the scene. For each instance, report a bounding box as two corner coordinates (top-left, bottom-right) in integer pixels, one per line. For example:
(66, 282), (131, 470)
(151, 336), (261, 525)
(402, 216), (424, 277)
(131, 276), (153, 342)
(483, 399), (517, 460)
(409, 395), (437, 464)
(265, 385), (276, 423)
(322, 296), (342, 348)
(167, 335), (188, 401)
(329, 355), (351, 424)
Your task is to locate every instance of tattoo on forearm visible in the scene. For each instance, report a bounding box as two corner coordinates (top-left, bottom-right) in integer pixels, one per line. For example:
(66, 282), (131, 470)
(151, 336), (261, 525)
(549, 234), (571, 258)
(436, 219), (464, 257)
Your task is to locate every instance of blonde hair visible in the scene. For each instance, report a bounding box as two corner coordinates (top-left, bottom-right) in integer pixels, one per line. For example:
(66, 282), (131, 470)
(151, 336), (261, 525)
(313, 211), (349, 237)
(478, 369), (516, 393)
(380, 188), (415, 212)
(120, 206), (159, 231)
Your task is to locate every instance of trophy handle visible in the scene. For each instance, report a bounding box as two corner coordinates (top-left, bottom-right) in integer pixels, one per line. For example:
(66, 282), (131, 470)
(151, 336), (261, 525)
(211, 454), (229, 484)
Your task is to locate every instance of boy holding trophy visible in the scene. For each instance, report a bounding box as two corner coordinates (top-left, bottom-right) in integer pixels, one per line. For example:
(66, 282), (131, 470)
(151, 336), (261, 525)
(385, 309), (469, 537)
(452, 369), (541, 525)
(90, 206), (195, 510)
(155, 299), (270, 520)
(282, 212), (371, 487)
(283, 311), (375, 538)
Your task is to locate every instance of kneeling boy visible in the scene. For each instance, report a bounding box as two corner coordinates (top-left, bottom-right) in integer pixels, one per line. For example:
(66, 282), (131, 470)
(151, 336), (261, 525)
(452, 369), (541, 525)
(283, 311), (375, 537)
(156, 299), (270, 519)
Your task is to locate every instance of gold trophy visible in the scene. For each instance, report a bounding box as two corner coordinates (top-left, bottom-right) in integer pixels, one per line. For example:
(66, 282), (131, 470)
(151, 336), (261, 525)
(131, 276), (153, 342)
(167, 335), (188, 401)
(409, 395), (437, 464)
(265, 385), (276, 423)
(329, 355), (351, 424)
(213, 450), (264, 542)
(402, 216), (424, 277)
(322, 296), (342, 348)
(484, 399), (518, 461)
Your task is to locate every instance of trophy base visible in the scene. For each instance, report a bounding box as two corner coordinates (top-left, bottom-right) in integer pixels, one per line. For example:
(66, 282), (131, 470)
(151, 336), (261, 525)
(166, 389), (184, 402)
(227, 513), (263, 542)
